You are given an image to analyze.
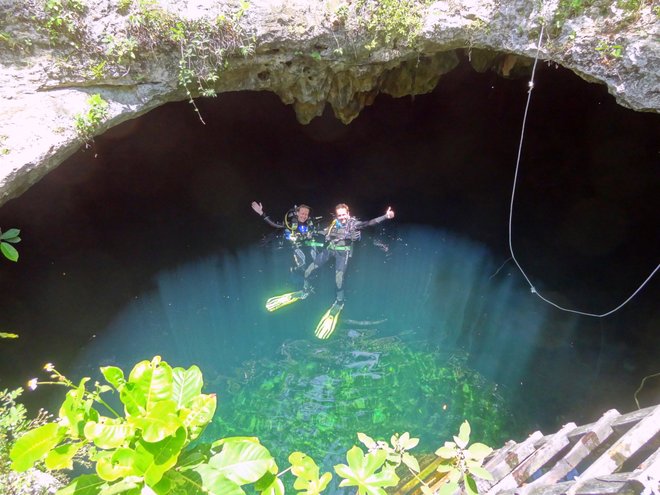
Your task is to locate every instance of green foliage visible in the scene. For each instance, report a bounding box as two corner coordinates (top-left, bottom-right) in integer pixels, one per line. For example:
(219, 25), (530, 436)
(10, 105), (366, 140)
(1, 388), (63, 493)
(42, 0), (87, 45)
(353, 0), (432, 51)
(9, 357), (493, 495)
(0, 228), (21, 262)
(433, 421), (493, 495)
(212, 338), (513, 463)
(334, 446), (399, 495)
(595, 40), (624, 60)
(74, 94), (109, 144)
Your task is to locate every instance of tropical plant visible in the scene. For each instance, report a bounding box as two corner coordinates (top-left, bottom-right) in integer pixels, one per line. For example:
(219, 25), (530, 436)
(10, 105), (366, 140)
(74, 94), (109, 144)
(0, 228), (21, 262)
(433, 421), (494, 495)
(10, 357), (493, 495)
(1, 387), (63, 494)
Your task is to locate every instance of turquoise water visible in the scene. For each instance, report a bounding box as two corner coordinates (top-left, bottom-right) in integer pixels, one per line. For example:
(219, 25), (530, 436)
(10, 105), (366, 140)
(68, 225), (591, 486)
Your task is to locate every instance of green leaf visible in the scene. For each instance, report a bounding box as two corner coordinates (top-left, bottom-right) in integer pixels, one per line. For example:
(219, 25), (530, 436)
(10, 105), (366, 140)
(45, 441), (83, 470)
(458, 420), (471, 445)
(128, 356), (173, 411)
(183, 466), (246, 495)
(357, 432), (377, 450)
(98, 479), (141, 495)
(0, 228), (20, 240)
(129, 400), (182, 443)
(171, 365), (203, 408)
(401, 452), (420, 473)
(119, 382), (145, 416)
(335, 447), (398, 494)
(434, 445), (457, 459)
(10, 422), (65, 471)
(467, 442), (493, 461)
(84, 418), (135, 449)
(468, 465), (494, 481)
(180, 393), (216, 440)
(209, 438), (275, 485)
(101, 366), (126, 390)
(0, 332), (19, 339)
(96, 449), (138, 482)
(134, 426), (187, 487)
(1, 241), (19, 261)
(464, 473), (479, 495)
(436, 481), (459, 495)
(56, 474), (107, 495)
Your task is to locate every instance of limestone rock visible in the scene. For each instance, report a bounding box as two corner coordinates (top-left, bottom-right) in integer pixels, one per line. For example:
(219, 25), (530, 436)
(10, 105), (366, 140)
(0, 0), (657, 204)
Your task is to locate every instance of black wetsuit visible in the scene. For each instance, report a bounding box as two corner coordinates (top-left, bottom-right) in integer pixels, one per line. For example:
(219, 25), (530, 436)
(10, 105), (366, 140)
(304, 214), (390, 303)
(260, 211), (322, 271)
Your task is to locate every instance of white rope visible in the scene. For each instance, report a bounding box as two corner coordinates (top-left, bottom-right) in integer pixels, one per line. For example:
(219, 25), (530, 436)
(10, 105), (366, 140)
(507, 22), (659, 317)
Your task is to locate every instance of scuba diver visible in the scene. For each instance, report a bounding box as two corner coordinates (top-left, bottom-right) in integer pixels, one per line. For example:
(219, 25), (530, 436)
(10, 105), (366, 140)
(304, 203), (395, 339)
(251, 201), (324, 310)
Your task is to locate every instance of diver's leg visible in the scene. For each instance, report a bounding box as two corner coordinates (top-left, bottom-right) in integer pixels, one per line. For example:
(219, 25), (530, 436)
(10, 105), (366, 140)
(334, 252), (349, 304)
(304, 249), (328, 293)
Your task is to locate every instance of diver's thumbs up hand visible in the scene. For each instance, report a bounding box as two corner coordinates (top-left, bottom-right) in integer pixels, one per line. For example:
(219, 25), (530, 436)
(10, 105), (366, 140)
(385, 207), (395, 219)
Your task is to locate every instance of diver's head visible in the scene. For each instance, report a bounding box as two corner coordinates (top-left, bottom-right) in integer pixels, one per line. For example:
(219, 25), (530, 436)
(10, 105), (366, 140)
(335, 203), (350, 224)
(296, 205), (310, 223)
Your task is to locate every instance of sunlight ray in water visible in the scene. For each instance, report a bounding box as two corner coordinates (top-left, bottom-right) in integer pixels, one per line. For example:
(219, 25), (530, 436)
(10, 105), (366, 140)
(73, 226), (583, 480)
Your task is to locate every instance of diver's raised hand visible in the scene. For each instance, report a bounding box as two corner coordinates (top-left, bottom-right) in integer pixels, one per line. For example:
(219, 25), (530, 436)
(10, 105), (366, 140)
(385, 206), (395, 219)
(251, 201), (264, 216)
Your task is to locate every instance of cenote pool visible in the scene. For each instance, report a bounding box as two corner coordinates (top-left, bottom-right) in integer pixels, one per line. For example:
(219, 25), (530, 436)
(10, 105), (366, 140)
(56, 225), (598, 481)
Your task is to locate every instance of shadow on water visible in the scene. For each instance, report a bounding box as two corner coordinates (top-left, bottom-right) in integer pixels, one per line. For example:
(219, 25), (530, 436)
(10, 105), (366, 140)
(64, 225), (609, 479)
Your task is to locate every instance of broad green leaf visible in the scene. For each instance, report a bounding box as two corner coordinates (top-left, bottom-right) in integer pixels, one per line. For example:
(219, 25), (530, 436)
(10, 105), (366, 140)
(436, 462), (456, 473)
(119, 382), (145, 416)
(357, 432), (377, 450)
(335, 447), (397, 494)
(0, 332), (18, 338)
(128, 357), (173, 411)
(56, 474), (107, 495)
(1, 241), (19, 261)
(98, 479), (141, 495)
(96, 449), (139, 482)
(0, 228), (20, 239)
(180, 393), (216, 440)
(134, 426), (187, 487)
(437, 481), (459, 495)
(45, 441), (83, 470)
(468, 465), (494, 481)
(435, 445), (457, 459)
(186, 465), (246, 495)
(404, 435), (420, 450)
(101, 366), (126, 390)
(129, 400), (182, 443)
(464, 473), (479, 495)
(84, 418), (134, 449)
(467, 442), (493, 461)
(458, 421), (471, 445)
(209, 438), (275, 485)
(289, 451), (319, 480)
(402, 452), (420, 473)
(254, 469), (284, 495)
(10, 422), (65, 471)
(171, 365), (203, 408)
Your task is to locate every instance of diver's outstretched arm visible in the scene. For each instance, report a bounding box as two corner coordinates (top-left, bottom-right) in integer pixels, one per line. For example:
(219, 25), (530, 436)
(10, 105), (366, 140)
(251, 201), (283, 228)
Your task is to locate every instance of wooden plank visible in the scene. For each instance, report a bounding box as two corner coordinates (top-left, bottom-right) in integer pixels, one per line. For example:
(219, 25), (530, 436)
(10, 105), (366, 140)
(476, 432), (544, 493)
(525, 409), (620, 488)
(485, 423), (576, 494)
(629, 443), (660, 495)
(565, 404), (660, 495)
(566, 405), (655, 442)
(497, 472), (643, 495)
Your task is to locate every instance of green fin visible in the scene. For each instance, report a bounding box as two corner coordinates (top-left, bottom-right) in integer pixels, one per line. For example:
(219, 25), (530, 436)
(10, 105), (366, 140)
(265, 290), (307, 312)
(314, 302), (343, 339)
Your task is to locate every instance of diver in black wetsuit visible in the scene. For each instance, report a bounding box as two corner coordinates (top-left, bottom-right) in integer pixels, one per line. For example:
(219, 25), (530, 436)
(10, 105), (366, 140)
(304, 203), (395, 305)
(251, 201), (323, 274)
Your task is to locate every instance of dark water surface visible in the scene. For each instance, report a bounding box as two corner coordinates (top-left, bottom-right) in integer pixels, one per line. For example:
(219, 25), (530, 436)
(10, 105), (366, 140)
(0, 59), (658, 468)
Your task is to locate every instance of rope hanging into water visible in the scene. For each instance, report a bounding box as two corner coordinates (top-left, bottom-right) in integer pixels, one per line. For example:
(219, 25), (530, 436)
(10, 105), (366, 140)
(508, 22), (659, 318)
